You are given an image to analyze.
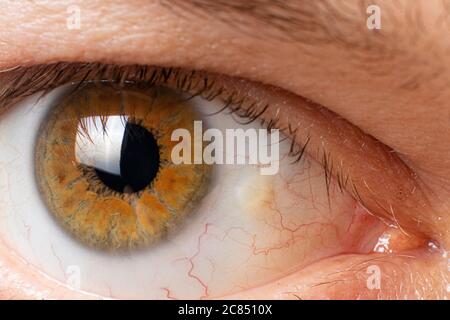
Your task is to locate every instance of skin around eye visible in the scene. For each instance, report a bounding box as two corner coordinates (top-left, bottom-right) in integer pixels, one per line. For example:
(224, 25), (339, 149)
(35, 84), (211, 250)
(0, 0), (448, 301)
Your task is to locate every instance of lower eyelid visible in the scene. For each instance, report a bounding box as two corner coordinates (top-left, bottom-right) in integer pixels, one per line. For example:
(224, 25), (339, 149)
(225, 250), (449, 300)
(0, 239), (91, 299)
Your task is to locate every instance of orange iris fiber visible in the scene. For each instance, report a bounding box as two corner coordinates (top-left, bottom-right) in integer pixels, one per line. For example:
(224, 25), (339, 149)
(35, 84), (211, 250)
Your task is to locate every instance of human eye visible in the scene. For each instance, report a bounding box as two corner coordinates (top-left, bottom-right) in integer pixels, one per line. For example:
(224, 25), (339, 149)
(0, 63), (383, 299)
(0, 62), (441, 300)
(0, 0), (448, 300)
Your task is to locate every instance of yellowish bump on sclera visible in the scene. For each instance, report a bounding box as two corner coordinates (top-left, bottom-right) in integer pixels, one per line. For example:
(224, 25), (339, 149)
(237, 174), (274, 215)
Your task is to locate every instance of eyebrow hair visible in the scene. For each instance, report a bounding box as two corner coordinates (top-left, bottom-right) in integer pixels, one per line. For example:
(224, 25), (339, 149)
(163, 0), (388, 48)
(0, 0), (448, 108)
(163, 0), (449, 90)
(0, 0), (376, 111)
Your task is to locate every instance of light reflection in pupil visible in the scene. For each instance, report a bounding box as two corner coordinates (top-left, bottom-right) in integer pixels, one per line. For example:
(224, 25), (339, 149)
(75, 116), (160, 194)
(96, 123), (160, 193)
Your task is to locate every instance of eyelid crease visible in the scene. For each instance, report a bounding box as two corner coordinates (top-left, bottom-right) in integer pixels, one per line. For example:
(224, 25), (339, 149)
(0, 62), (445, 247)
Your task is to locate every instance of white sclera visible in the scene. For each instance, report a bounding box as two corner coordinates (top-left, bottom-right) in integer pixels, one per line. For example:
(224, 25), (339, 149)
(0, 87), (355, 299)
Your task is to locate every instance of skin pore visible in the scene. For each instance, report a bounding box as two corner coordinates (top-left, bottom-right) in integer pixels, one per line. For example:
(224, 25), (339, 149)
(0, 0), (449, 299)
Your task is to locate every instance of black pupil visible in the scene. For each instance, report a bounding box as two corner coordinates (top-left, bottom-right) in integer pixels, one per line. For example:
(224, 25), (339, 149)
(95, 123), (160, 193)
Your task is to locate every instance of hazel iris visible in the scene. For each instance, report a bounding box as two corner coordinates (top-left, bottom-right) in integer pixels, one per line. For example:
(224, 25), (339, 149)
(35, 84), (211, 250)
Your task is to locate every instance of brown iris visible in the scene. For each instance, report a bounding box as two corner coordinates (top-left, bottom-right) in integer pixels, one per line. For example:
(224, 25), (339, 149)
(35, 84), (211, 250)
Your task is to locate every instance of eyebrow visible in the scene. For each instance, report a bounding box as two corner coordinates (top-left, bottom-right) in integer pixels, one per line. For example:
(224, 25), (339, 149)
(163, 0), (387, 48)
(163, 0), (449, 90)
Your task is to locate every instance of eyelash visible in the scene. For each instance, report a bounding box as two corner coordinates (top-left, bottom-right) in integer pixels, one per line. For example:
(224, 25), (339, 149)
(3, 62), (367, 214)
(0, 62), (375, 224)
(1, 62), (312, 166)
